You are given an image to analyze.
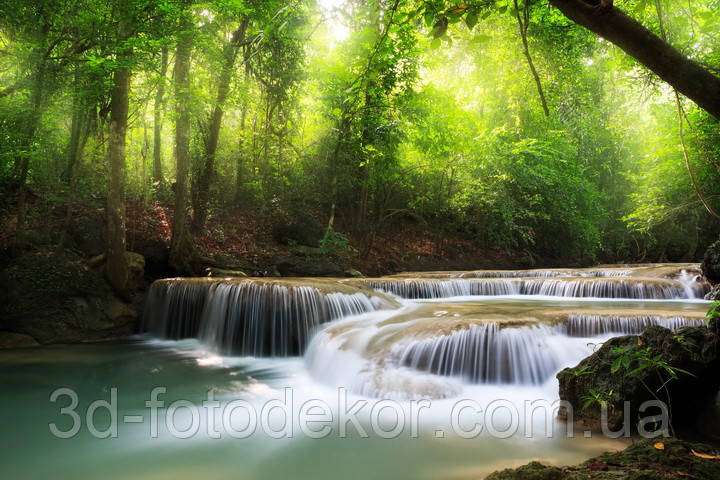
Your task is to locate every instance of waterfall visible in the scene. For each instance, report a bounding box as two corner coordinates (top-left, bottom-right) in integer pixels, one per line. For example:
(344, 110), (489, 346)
(143, 279), (386, 356)
(561, 314), (704, 337)
(365, 279), (519, 299)
(453, 269), (631, 278)
(392, 324), (582, 385)
(365, 277), (708, 299)
(390, 313), (704, 387)
(517, 278), (691, 299)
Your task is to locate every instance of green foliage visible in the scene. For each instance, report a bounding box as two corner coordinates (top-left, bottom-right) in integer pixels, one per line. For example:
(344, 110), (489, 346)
(319, 228), (350, 256)
(610, 345), (694, 380)
(1, 0), (719, 263)
(580, 388), (614, 410)
(560, 365), (595, 377)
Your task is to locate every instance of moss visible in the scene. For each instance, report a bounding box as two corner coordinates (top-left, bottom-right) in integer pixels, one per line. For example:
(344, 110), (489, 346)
(486, 461), (563, 480)
(488, 438), (720, 480)
(0, 248), (136, 344)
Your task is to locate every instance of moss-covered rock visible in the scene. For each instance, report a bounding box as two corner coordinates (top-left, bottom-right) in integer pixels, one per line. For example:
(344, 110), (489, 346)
(558, 325), (720, 432)
(0, 248), (138, 346)
(487, 438), (720, 480)
(206, 267), (247, 278)
(274, 255), (343, 277)
(272, 213), (325, 247)
(344, 268), (365, 278)
(702, 239), (720, 285)
(486, 461), (563, 480)
(208, 253), (258, 274)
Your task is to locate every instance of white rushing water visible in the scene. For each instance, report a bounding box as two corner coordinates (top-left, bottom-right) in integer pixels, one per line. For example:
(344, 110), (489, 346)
(143, 279), (390, 355)
(136, 264), (710, 436)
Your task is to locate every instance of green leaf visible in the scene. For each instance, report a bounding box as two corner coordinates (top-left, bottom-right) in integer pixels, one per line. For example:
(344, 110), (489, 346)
(610, 357), (622, 373)
(424, 11), (435, 27)
(431, 16), (449, 38)
(465, 11), (479, 30)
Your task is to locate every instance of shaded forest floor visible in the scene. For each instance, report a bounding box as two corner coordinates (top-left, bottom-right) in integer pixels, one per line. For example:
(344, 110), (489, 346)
(125, 201), (528, 277)
(1, 193), (532, 278)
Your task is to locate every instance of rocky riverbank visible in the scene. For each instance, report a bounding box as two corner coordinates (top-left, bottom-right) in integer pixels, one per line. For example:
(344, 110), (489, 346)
(487, 437), (720, 480)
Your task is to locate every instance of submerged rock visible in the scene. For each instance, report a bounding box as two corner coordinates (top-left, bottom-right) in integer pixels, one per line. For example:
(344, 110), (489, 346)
(487, 438), (720, 480)
(0, 331), (39, 349)
(558, 325), (720, 432)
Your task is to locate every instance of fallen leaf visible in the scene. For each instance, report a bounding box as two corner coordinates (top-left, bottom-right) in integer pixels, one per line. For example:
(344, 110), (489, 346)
(637, 337), (643, 345)
(677, 472), (696, 478)
(654, 442), (665, 450)
(587, 461), (608, 471)
(691, 449), (720, 459)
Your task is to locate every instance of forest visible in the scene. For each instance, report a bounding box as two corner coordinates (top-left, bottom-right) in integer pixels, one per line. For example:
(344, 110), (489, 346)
(2, 1), (720, 479)
(2, 0), (720, 283)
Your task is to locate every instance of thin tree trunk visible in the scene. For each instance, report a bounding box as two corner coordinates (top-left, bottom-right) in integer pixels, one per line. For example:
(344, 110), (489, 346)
(193, 17), (250, 228)
(170, 19), (196, 274)
(235, 98), (248, 204)
(63, 69), (83, 183)
(548, 0), (720, 119)
(514, 0), (550, 117)
(13, 68), (45, 250)
(106, 46), (132, 295)
(153, 46), (168, 184)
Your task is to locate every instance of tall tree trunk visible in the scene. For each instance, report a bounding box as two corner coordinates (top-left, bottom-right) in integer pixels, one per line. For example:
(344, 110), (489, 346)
(193, 17), (250, 229)
(235, 99), (248, 204)
(153, 46), (169, 184)
(514, 0), (550, 117)
(548, 0), (720, 119)
(13, 66), (45, 251)
(106, 47), (132, 295)
(170, 20), (196, 274)
(63, 69), (83, 183)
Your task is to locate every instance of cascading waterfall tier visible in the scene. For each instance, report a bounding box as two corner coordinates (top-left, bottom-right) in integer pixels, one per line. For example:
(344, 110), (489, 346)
(394, 324), (567, 385)
(143, 278), (393, 356)
(561, 314), (704, 337)
(364, 275), (708, 300)
(364, 279), (518, 299)
(392, 314), (704, 386)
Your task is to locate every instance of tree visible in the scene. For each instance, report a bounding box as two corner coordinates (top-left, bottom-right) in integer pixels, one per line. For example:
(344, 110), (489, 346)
(192, 15), (251, 229)
(418, 0), (720, 119)
(169, 13), (196, 273)
(152, 46), (169, 184)
(105, 14), (132, 295)
(548, 0), (720, 119)
(512, 0), (549, 116)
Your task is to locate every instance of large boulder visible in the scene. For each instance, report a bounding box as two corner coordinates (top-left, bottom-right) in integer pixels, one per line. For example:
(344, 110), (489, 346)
(66, 216), (106, 257)
(272, 213), (325, 247)
(0, 248), (138, 346)
(274, 255), (343, 277)
(558, 325), (720, 432)
(207, 253), (259, 275)
(133, 237), (171, 278)
(487, 438), (720, 480)
(701, 239), (720, 285)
